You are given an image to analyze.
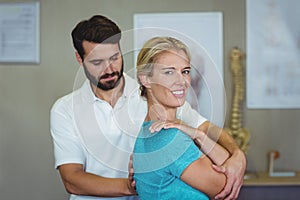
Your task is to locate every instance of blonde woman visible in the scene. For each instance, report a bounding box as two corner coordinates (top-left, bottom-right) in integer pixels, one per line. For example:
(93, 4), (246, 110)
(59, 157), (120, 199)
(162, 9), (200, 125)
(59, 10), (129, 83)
(133, 37), (231, 199)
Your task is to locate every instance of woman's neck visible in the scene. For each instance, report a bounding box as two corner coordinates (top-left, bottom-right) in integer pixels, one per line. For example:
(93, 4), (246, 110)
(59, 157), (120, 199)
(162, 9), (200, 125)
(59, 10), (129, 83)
(145, 102), (177, 122)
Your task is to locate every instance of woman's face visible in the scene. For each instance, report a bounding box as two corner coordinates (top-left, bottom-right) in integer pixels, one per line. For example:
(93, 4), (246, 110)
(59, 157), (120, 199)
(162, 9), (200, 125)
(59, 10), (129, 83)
(147, 49), (191, 108)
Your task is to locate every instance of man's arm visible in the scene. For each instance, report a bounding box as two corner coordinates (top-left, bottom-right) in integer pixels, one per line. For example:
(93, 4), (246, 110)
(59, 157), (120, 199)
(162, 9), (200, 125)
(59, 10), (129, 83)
(198, 121), (240, 154)
(50, 99), (136, 197)
(58, 163), (136, 197)
(198, 121), (246, 200)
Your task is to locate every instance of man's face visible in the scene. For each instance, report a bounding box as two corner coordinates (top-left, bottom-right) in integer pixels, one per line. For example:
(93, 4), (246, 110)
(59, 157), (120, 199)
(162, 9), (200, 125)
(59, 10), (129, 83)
(81, 41), (123, 90)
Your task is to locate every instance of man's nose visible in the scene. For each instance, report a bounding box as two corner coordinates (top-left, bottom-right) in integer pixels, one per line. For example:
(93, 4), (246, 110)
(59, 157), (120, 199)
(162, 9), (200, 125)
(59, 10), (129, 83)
(103, 60), (114, 73)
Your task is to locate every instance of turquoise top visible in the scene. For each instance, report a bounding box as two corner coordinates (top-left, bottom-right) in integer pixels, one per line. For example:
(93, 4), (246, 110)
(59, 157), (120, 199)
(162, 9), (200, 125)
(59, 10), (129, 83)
(133, 121), (209, 200)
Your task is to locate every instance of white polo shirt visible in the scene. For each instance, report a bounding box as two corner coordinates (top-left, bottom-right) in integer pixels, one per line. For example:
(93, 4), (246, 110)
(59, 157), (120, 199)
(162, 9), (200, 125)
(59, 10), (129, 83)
(50, 73), (206, 200)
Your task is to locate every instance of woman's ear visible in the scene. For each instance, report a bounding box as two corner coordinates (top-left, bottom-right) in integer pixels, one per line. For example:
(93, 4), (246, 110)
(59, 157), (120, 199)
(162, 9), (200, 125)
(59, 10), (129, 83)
(139, 75), (151, 88)
(75, 52), (83, 66)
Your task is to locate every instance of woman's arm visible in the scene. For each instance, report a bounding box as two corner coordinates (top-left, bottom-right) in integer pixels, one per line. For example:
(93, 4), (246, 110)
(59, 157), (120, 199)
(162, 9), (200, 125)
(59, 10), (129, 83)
(193, 130), (230, 166)
(163, 121), (230, 166)
(160, 122), (227, 199)
(198, 121), (246, 200)
(150, 119), (245, 200)
(180, 155), (226, 199)
(197, 121), (240, 156)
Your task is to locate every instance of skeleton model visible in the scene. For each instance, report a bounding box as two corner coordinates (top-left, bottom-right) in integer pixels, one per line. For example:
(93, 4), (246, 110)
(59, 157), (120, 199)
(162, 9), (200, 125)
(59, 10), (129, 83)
(226, 47), (250, 153)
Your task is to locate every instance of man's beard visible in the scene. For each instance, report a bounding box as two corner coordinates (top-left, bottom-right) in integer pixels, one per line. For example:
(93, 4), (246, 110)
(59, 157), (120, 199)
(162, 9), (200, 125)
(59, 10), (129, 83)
(83, 62), (124, 91)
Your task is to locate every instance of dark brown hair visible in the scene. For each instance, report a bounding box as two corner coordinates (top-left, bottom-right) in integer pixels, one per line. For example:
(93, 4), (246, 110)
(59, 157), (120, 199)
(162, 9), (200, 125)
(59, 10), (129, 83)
(71, 15), (121, 60)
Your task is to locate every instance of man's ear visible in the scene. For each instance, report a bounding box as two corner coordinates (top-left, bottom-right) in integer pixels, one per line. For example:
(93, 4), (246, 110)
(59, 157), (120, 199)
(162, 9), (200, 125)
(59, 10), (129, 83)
(139, 75), (151, 88)
(75, 52), (83, 66)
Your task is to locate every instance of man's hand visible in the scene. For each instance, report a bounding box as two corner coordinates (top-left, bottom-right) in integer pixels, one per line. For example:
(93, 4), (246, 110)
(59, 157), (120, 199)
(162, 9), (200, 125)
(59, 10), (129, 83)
(213, 149), (246, 200)
(128, 154), (137, 195)
(149, 119), (246, 199)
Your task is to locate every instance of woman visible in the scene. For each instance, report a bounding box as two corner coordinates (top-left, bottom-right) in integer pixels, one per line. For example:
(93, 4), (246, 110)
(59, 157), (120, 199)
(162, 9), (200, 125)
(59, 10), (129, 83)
(133, 36), (230, 200)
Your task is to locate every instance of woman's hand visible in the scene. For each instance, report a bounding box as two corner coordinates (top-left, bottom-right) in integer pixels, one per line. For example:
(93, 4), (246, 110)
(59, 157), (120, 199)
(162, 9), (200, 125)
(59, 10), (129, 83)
(149, 119), (171, 133)
(149, 119), (198, 138)
(149, 119), (209, 149)
(150, 120), (245, 200)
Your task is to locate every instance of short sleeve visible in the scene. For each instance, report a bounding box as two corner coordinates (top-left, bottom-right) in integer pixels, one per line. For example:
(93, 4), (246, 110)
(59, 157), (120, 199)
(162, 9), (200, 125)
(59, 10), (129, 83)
(177, 101), (207, 128)
(50, 98), (85, 169)
(167, 130), (202, 178)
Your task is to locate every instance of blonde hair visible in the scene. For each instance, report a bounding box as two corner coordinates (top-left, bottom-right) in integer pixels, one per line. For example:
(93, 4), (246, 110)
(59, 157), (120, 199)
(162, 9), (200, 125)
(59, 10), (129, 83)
(136, 36), (191, 98)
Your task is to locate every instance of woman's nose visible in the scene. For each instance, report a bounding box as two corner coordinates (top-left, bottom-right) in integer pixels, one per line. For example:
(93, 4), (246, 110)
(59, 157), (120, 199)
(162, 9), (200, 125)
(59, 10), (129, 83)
(176, 72), (186, 85)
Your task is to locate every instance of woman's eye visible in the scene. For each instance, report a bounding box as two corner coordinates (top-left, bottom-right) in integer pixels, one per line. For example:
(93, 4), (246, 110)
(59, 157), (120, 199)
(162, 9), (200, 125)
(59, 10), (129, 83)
(164, 71), (173, 75)
(182, 69), (190, 74)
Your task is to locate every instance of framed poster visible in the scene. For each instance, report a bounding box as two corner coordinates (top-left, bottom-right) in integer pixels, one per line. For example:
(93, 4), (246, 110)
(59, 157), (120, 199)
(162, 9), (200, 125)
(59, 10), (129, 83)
(246, 0), (300, 108)
(134, 12), (225, 126)
(0, 2), (40, 63)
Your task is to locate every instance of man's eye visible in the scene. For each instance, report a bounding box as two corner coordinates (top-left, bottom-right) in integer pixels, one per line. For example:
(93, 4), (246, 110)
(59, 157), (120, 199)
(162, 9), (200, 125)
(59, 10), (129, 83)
(111, 56), (119, 61)
(110, 53), (120, 61)
(91, 61), (102, 66)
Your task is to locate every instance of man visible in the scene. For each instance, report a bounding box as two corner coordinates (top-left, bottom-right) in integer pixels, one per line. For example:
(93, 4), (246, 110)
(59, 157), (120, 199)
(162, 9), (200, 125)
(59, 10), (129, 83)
(50, 15), (246, 200)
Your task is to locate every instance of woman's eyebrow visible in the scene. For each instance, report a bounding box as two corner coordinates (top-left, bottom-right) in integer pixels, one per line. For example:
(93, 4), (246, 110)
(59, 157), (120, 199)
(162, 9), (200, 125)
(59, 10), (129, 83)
(161, 66), (175, 70)
(161, 66), (191, 70)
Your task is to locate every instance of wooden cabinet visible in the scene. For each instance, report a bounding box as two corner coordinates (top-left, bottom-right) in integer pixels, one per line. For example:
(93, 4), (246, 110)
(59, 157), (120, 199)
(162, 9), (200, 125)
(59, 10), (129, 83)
(238, 172), (300, 200)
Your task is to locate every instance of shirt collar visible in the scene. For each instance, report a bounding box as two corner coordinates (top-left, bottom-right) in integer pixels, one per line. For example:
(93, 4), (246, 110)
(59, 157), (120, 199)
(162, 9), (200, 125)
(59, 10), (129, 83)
(80, 73), (140, 104)
(123, 73), (140, 99)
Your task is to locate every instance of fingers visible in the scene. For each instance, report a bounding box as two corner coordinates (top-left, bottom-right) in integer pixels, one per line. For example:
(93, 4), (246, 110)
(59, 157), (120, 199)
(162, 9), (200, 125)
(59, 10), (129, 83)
(149, 120), (199, 140)
(131, 180), (136, 189)
(128, 154), (133, 171)
(149, 120), (166, 133)
(214, 164), (232, 199)
(165, 122), (197, 139)
(214, 171), (242, 200)
(127, 154), (137, 194)
(149, 120), (183, 133)
(128, 166), (134, 179)
(128, 154), (134, 183)
(128, 174), (135, 189)
(214, 149), (245, 199)
(215, 181), (232, 200)
(228, 184), (241, 200)
(221, 181), (241, 200)
(128, 176), (137, 194)
(228, 175), (243, 200)
(163, 122), (180, 130)
(212, 164), (226, 173)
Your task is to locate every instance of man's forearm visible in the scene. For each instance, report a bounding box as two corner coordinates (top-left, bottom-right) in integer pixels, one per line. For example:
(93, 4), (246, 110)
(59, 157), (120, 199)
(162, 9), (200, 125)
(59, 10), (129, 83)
(66, 174), (132, 197)
(198, 121), (240, 155)
(194, 131), (230, 166)
(215, 129), (240, 155)
(59, 165), (136, 197)
(197, 122), (246, 200)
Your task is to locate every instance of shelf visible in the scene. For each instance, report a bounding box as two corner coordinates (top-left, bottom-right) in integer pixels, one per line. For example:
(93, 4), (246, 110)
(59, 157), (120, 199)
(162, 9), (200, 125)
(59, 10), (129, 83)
(243, 172), (300, 186)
